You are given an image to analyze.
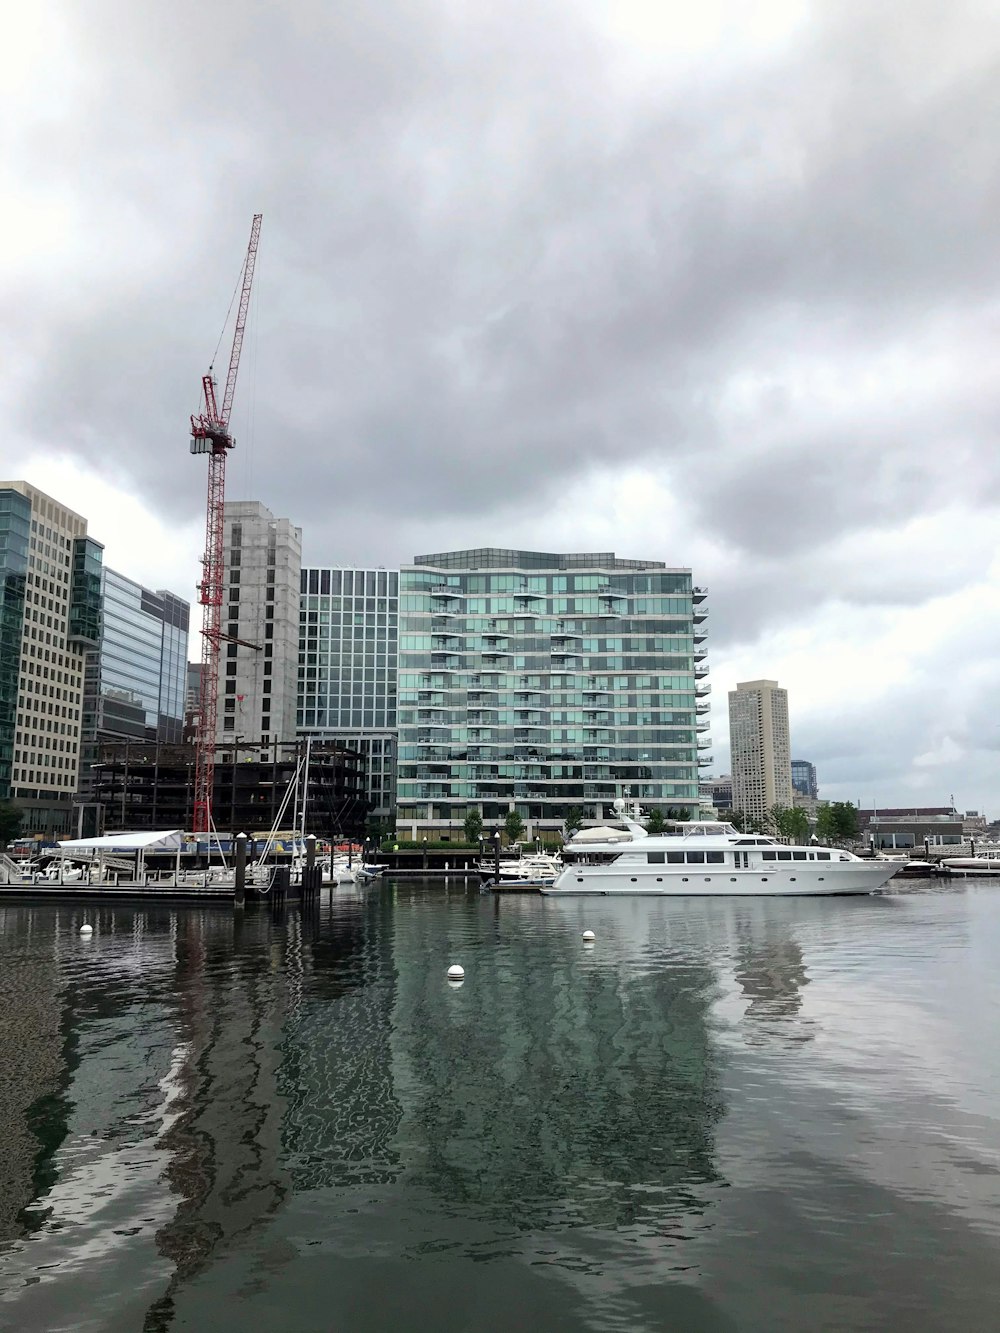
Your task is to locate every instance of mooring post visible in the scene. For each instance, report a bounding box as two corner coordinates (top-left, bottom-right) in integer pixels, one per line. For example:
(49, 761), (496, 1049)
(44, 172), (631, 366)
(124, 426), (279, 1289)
(493, 830), (501, 882)
(235, 832), (247, 907)
(306, 833), (316, 896)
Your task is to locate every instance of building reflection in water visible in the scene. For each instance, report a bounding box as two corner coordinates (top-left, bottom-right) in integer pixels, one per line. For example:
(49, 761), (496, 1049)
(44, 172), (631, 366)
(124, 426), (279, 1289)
(731, 907), (816, 1047)
(388, 894), (726, 1247)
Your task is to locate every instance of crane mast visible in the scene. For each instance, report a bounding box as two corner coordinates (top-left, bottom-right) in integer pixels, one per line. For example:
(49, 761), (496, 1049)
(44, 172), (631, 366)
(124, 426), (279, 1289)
(190, 214), (262, 835)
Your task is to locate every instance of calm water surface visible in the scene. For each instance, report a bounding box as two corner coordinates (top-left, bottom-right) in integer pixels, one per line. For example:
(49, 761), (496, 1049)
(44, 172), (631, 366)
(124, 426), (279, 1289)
(1, 880), (1000, 1332)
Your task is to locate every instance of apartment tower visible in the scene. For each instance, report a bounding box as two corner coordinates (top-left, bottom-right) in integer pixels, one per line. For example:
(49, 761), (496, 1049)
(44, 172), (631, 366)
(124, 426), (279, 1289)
(396, 548), (710, 840)
(728, 679), (793, 823)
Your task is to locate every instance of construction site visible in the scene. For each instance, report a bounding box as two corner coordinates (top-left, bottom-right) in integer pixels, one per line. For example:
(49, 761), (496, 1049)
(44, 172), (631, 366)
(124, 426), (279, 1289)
(90, 740), (368, 839)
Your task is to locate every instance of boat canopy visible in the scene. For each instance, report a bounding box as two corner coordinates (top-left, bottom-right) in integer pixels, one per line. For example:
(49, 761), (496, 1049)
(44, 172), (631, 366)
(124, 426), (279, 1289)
(57, 830), (186, 852)
(568, 825), (634, 843)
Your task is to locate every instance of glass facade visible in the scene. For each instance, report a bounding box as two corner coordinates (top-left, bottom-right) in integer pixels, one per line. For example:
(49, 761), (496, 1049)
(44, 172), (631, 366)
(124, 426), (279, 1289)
(297, 568), (399, 816)
(69, 538), (103, 649)
(83, 571), (190, 747)
(0, 490), (30, 798)
(397, 550), (710, 835)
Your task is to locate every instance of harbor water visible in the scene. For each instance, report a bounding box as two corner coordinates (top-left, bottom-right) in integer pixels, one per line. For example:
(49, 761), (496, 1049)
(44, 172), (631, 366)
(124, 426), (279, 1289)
(2, 881), (1000, 1331)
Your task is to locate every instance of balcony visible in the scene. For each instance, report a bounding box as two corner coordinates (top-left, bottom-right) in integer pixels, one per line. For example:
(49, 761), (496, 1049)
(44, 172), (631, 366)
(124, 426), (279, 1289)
(695, 719), (710, 733)
(696, 700), (710, 715)
(695, 682), (711, 697)
(694, 665), (709, 679)
(692, 586), (707, 604)
(697, 736), (712, 749)
(431, 585), (463, 599)
(697, 753), (714, 767)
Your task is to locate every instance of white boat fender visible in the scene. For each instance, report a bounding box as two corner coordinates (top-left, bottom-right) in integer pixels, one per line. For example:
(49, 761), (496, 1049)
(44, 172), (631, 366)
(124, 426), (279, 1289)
(447, 964), (465, 981)
(80, 924), (93, 936)
(582, 930), (596, 943)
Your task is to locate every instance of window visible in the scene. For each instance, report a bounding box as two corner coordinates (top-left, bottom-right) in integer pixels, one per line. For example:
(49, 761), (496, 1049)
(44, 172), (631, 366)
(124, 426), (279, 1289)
(647, 852), (665, 864)
(686, 851), (705, 864)
(706, 851), (725, 864)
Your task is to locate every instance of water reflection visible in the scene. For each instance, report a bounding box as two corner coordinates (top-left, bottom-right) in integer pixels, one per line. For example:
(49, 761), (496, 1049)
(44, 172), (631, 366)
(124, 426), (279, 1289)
(3, 887), (996, 1333)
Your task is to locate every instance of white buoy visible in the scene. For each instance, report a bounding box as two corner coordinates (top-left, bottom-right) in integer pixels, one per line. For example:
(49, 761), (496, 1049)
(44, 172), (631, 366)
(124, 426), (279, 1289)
(80, 924), (93, 936)
(582, 930), (595, 943)
(447, 964), (465, 981)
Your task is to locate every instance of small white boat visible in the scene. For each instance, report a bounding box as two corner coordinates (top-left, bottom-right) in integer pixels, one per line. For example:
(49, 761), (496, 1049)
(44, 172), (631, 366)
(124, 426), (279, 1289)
(940, 856), (1000, 877)
(478, 852), (563, 884)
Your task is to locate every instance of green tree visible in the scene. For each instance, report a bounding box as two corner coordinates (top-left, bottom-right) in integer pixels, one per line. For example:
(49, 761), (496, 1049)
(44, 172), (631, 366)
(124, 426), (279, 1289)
(815, 803), (837, 842)
(0, 802), (22, 845)
(563, 805), (585, 838)
(665, 806), (690, 823)
(832, 801), (860, 841)
(504, 809), (526, 844)
(463, 807), (484, 843)
(645, 807), (666, 835)
(729, 809), (747, 832)
(784, 806), (810, 841)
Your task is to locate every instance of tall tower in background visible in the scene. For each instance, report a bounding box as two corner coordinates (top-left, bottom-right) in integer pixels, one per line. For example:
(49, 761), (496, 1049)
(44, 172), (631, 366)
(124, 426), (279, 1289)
(728, 679), (792, 823)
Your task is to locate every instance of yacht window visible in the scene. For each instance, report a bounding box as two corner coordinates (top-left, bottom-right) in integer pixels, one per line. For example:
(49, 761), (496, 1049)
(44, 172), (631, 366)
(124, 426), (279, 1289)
(686, 851), (705, 864)
(666, 852), (684, 864)
(706, 851), (725, 864)
(775, 850), (792, 860)
(816, 852), (830, 860)
(647, 852), (665, 864)
(793, 851), (807, 860)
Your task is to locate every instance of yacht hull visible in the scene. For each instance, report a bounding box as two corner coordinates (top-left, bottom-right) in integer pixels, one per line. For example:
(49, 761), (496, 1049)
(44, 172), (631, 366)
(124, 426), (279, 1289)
(542, 863), (897, 897)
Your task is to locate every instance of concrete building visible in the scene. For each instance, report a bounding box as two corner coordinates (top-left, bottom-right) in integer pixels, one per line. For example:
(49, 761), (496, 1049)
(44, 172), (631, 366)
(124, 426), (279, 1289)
(728, 679), (793, 824)
(92, 739), (367, 837)
(218, 501), (301, 745)
(396, 548), (709, 840)
(297, 566), (399, 823)
(0, 482), (103, 836)
(791, 759), (818, 799)
(700, 774), (733, 811)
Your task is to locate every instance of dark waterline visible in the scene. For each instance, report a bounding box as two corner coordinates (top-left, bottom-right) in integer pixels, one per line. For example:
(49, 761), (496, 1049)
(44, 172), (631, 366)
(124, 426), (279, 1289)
(2, 881), (1000, 1332)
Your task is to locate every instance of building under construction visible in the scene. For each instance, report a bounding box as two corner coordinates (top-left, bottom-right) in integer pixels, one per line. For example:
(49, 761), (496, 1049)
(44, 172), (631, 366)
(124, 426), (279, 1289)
(89, 740), (367, 839)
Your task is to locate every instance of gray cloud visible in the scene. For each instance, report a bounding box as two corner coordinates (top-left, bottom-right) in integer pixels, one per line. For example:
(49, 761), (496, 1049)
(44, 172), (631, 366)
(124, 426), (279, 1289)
(7, 0), (1000, 805)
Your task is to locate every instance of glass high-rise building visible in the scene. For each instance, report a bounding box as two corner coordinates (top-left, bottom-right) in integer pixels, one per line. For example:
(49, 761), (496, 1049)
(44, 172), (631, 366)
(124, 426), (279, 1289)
(82, 569), (190, 746)
(297, 567), (399, 819)
(396, 549), (709, 840)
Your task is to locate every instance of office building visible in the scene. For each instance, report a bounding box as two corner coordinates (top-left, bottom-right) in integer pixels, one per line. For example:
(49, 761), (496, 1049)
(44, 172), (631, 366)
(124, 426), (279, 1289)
(82, 570), (189, 746)
(77, 571), (189, 829)
(297, 566), (399, 821)
(728, 679), (793, 823)
(791, 759), (818, 799)
(396, 548), (709, 840)
(0, 481), (103, 835)
(218, 501), (301, 745)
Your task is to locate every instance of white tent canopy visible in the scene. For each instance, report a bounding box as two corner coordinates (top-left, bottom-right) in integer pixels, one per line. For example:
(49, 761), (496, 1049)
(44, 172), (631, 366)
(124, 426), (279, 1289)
(568, 825), (633, 843)
(58, 830), (185, 852)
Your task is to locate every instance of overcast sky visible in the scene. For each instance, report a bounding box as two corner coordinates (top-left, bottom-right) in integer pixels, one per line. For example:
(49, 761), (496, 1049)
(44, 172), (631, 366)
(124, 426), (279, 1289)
(5, 0), (1000, 813)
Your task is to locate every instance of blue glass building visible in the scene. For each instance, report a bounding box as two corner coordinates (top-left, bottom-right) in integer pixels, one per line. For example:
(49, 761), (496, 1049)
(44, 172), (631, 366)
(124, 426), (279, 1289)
(396, 549), (710, 840)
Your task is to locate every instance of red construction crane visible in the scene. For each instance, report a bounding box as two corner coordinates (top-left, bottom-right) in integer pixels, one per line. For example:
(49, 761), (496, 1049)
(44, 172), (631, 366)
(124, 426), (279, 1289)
(190, 213), (263, 835)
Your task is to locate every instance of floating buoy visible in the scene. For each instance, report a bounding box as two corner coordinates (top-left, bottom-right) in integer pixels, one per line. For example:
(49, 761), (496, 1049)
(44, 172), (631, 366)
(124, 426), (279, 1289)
(80, 924), (93, 936)
(582, 930), (595, 943)
(447, 964), (465, 981)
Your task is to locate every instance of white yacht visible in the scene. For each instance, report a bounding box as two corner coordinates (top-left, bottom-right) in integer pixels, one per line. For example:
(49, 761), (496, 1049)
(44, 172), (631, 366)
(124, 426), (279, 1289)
(542, 819), (900, 897)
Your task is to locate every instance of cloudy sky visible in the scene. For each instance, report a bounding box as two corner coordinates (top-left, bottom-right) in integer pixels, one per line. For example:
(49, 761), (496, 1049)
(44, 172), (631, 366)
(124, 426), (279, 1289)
(5, 0), (999, 813)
